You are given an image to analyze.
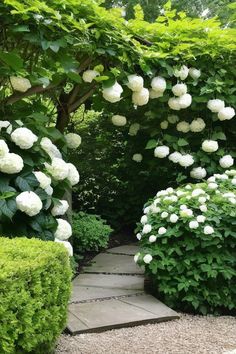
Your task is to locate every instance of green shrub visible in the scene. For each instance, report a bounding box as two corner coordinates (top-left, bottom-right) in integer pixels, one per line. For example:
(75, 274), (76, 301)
(0, 237), (72, 354)
(135, 170), (236, 315)
(72, 212), (113, 254)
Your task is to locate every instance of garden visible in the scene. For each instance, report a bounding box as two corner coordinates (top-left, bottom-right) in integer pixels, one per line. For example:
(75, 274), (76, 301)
(0, 0), (236, 353)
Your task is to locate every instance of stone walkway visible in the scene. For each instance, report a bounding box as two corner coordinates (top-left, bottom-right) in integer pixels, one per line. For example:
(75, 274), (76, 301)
(67, 244), (179, 334)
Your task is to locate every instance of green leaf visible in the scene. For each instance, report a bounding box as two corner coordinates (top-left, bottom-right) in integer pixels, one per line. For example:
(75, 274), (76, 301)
(145, 139), (157, 149)
(67, 71), (82, 83)
(177, 138), (189, 147)
(211, 132), (227, 140)
(0, 51), (23, 71)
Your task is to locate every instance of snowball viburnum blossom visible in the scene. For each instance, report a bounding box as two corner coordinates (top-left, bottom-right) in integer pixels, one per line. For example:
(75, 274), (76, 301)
(82, 70), (99, 83)
(218, 107), (235, 121)
(179, 154), (194, 167)
(0, 140), (9, 157)
(180, 208), (193, 217)
(190, 167), (207, 179)
(190, 118), (206, 132)
(160, 120), (168, 129)
(65, 133), (82, 149)
(189, 220), (199, 229)
(0, 121), (11, 132)
(46, 158), (69, 180)
(207, 99), (225, 113)
(169, 151), (182, 164)
(168, 97), (181, 110)
(40, 137), (62, 159)
(189, 68), (201, 80)
(33, 171), (51, 189)
(158, 227), (167, 235)
(141, 215), (148, 224)
(67, 163), (80, 186)
(132, 153), (143, 162)
(176, 121), (190, 133)
(132, 88), (149, 106)
(51, 200), (69, 216)
(170, 214), (179, 223)
(151, 76), (166, 93)
(11, 127), (38, 149)
(55, 239), (73, 256)
(200, 204), (207, 212)
(142, 224), (152, 234)
(174, 65), (189, 80)
(178, 93), (192, 108)
(10, 76), (31, 92)
(143, 254), (153, 264)
(111, 115), (127, 126)
(154, 146), (170, 158)
(127, 74), (144, 92)
(219, 155), (234, 168)
(129, 123), (140, 136)
(149, 235), (157, 243)
(102, 82), (123, 103)
(16, 191), (43, 216)
(134, 253), (140, 263)
(197, 215), (206, 223)
(0, 153), (24, 174)
(172, 83), (187, 97)
(54, 218), (72, 240)
(202, 140), (218, 153)
(204, 225), (214, 235)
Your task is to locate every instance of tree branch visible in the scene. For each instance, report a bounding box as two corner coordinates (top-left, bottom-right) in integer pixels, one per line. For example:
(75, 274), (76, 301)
(4, 84), (56, 105)
(68, 83), (97, 113)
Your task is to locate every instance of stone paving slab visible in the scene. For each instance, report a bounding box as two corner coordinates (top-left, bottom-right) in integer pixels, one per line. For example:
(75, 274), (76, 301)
(106, 244), (139, 256)
(83, 253), (144, 275)
(73, 273), (144, 290)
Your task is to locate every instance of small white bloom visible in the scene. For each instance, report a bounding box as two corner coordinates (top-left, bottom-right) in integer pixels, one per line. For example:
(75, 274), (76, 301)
(154, 145), (170, 158)
(169, 151), (182, 164)
(190, 167), (207, 179)
(172, 83), (187, 97)
(129, 123), (140, 136)
(198, 196), (207, 204)
(132, 153), (143, 162)
(158, 227), (167, 235)
(168, 97), (181, 110)
(232, 178), (236, 185)
(229, 197), (236, 204)
(208, 182), (218, 190)
(82, 70), (99, 83)
(226, 169), (236, 176)
(144, 206), (150, 214)
(136, 233), (142, 240)
(0, 140), (9, 157)
(0, 153), (24, 174)
(132, 88), (149, 106)
(197, 215), (206, 223)
(0, 121), (11, 132)
(10, 76), (31, 92)
(180, 204), (187, 210)
(102, 82), (123, 103)
(134, 252), (140, 263)
(65, 133), (81, 149)
(190, 118), (206, 133)
(45, 185), (53, 196)
(202, 140), (218, 153)
(151, 76), (166, 92)
(67, 163), (80, 186)
(218, 107), (235, 121)
(178, 93), (192, 109)
(189, 68), (201, 80)
(55, 239), (73, 256)
(142, 224), (152, 234)
(204, 225), (214, 235)
(11, 127), (38, 150)
(176, 121), (190, 133)
(143, 254), (153, 264)
(16, 191), (43, 216)
(111, 115), (127, 126)
(169, 214), (179, 223)
(192, 188), (205, 197)
(40, 137), (62, 159)
(160, 120), (169, 129)
(200, 204), (207, 212)
(54, 218), (72, 240)
(207, 99), (225, 113)
(46, 158), (69, 181)
(219, 155), (234, 169)
(180, 208), (193, 217)
(149, 235), (157, 243)
(207, 176), (216, 183)
(161, 211), (168, 218)
(141, 215), (148, 224)
(33, 171), (51, 189)
(127, 74), (144, 92)
(51, 200), (69, 216)
(189, 220), (199, 229)
(179, 154), (194, 167)
(174, 65), (189, 80)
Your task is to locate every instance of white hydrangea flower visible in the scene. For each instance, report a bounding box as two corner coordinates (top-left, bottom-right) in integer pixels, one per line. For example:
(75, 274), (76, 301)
(161, 211), (168, 218)
(200, 204), (207, 212)
(45, 185), (53, 196)
(102, 82), (123, 103)
(180, 208), (193, 217)
(218, 107), (235, 121)
(46, 158), (69, 180)
(190, 118), (206, 132)
(176, 121), (190, 133)
(232, 178), (236, 185)
(189, 68), (201, 80)
(174, 65), (189, 80)
(0, 121), (11, 132)
(154, 145), (170, 158)
(197, 215), (206, 223)
(149, 235), (157, 243)
(40, 137), (62, 159)
(226, 169), (236, 176)
(166, 187), (174, 194)
(55, 239), (73, 256)
(134, 252), (140, 263)
(54, 218), (72, 240)
(208, 182), (218, 190)
(82, 70), (99, 83)
(111, 115), (127, 126)
(10, 76), (31, 92)
(179, 154), (194, 167)
(33, 171), (51, 189)
(219, 155), (234, 168)
(169, 151), (182, 164)
(204, 225), (214, 235)
(198, 196), (207, 204)
(178, 93), (192, 109)
(11, 127), (38, 150)
(169, 214), (179, 223)
(143, 254), (153, 264)
(229, 197), (236, 204)
(67, 163), (80, 186)
(136, 233), (142, 240)
(190, 167), (207, 179)
(0, 140), (9, 157)
(207, 176), (216, 183)
(142, 224), (152, 234)
(149, 89), (163, 99)
(158, 227), (167, 235)
(129, 123), (140, 136)
(185, 185), (192, 190)
(132, 153), (143, 163)
(202, 140), (218, 153)
(0, 153), (24, 174)
(127, 74), (144, 92)
(141, 215), (148, 224)
(65, 133), (81, 149)
(180, 204), (187, 210)
(172, 83), (187, 97)
(189, 220), (199, 229)
(168, 115), (179, 124)
(168, 97), (181, 110)
(151, 76), (166, 92)
(51, 200), (69, 216)
(160, 120), (169, 129)
(16, 191), (42, 216)
(207, 99), (225, 113)
(132, 88), (149, 106)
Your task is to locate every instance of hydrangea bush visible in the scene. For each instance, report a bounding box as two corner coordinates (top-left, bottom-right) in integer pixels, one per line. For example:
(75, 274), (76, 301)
(134, 170), (236, 314)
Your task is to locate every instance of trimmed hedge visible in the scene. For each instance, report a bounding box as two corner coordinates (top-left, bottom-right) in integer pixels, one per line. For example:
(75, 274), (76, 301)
(0, 237), (72, 354)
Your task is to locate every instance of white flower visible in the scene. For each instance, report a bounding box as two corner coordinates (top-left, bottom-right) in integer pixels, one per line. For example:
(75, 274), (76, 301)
(46, 158), (69, 180)
(180, 204), (187, 210)
(208, 182), (218, 190)
(129, 123), (140, 136)
(168, 115), (179, 124)
(190, 118), (206, 133)
(207, 99), (225, 113)
(143, 254), (153, 264)
(161, 211), (168, 218)
(111, 115), (127, 127)
(134, 252), (140, 263)
(10, 76), (31, 92)
(154, 145), (170, 158)
(202, 140), (218, 153)
(232, 178), (236, 185)
(102, 82), (123, 103)
(189, 68), (201, 80)
(226, 169), (236, 176)
(158, 227), (167, 235)
(132, 88), (149, 106)
(40, 137), (62, 159)
(149, 235), (157, 243)
(178, 93), (192, 109)
(65, 133), (81, 149)
(160, 120), (169, 129)
(180, 208), (193, 217)
(197, 215), (206, 223)
(11, 127), (37, 150)
(219, 155), (234, 168)
(172, 83), (187, 97)
(16, 191), (42, 216)
(82, 70), (99, 83)
(127, 74), (144, 92)
(174, 65), (189, 80)
(207, 176), (216, 183)
(229, 197), (236, 204)
(190, 167), (207, 179)
(166, 187), (174, 194)
(51, 200), (69, 216)
(67, 163), (80, 186)
(0, 153), (24, 174)
(55, 239), (73, 256)
(149, 89), (163, 99)
(189, 220), (199, 229)
(179, 154), (194, 167)
(143, 206), (150, 214)
(200, 204), (207, 212)
(204, 225), (214, 235)
(142, 224), (152, 234)
(218, 107), (235, 121)
(151, 76), (166, 92)
(33, 171), (51, 189)
(45, 185), (53, 196)
(0, 121), (11, 132)
(136, 233), (142, 240)
(185, 185), (192, 190)
(169, 151), (182, 164)
(168, 97), (181, 110)
(54, 218), (72, 240)
(132, 153), (143, 162)
(170, 214), (179, 223)
(0, 140), (9, 157)
(176, 121), (190, 133)
(141, 215), (148, 224)
(198, 196), (207, 204)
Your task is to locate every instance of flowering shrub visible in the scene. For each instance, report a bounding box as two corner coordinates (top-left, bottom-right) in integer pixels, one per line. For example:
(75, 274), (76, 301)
(134, 170), (236, 314)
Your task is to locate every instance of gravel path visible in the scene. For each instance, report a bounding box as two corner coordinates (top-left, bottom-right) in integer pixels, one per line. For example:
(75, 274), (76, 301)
(56, 313), (236, 354)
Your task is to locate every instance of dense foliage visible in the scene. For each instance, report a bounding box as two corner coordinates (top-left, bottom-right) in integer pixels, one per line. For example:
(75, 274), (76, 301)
(135, 170), (236, 314)
(0, 237), (72, 354)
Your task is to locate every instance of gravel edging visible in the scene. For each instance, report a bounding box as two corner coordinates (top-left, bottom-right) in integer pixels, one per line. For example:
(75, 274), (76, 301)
(56, 313), (236, 354)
